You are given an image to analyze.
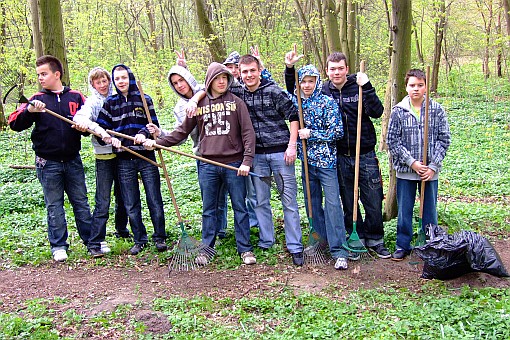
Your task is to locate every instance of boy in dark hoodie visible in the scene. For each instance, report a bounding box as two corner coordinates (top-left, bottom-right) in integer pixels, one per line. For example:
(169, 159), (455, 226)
(96, 64), (167, 255)
(8, 55), (92, 262)
(143, 62), (257, 265)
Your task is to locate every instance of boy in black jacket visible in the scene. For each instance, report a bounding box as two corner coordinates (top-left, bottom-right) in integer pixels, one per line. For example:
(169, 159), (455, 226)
(9, 55), (92, 262)
(285, 50), (390, 259)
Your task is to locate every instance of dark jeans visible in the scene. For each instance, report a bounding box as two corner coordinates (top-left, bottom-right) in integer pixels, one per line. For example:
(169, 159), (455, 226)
(337, 150), (384, 246)
(88, 157), (130, 250)
(198, 161), (253, 254)
(117, 156), (166, 245)
(35, 155), (92, 251)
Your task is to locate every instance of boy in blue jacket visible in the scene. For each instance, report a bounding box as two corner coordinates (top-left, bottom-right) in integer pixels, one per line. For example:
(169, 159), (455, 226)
(8, 55), (92, 262)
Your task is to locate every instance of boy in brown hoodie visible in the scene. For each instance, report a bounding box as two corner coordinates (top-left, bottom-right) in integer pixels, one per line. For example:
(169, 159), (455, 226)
(143, 62), (257, 265)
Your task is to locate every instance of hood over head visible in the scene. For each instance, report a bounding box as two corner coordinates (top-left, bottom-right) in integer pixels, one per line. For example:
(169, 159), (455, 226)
(205, 62), (234, 98)
(297, 64), (322, 99)
(88, 67), (113, 99)
(111, 64), (138, 96)
(167, 65), (200, 100)
(223, 51), (240, 65)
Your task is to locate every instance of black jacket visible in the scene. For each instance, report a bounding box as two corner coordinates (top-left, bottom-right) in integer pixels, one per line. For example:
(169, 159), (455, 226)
(9, 87), (86, 162)
(285, 66), (383, 156)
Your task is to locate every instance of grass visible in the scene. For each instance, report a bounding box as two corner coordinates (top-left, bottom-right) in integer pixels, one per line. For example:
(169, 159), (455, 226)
(0, 65), (509, 338)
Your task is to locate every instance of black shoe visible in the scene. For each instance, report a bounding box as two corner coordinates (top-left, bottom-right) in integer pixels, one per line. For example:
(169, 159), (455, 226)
(391, 249), (410, 261)
(115, 232), (132, 239)
(129, 243), (146, 255)
(217, 231), (226, 239)
(291, 252), (304, 266)
(89, 248), (104, 258)
(155, 240), (168, 252)
(369, 243), (391, 259)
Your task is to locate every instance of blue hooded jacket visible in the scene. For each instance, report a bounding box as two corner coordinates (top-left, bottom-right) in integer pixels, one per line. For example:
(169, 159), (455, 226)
(289, 65), (343, 168)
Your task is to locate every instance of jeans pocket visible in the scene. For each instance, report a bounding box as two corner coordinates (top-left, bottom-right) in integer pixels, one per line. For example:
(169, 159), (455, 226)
(366, 163), (382, 191)
(35, 156), (47, 169)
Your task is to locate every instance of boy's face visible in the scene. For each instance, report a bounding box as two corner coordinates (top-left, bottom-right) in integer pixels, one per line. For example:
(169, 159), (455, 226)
(36, 64), (61, 91)
(406, 76), (426, 100)
(240, 62), (261, 91)
(300, 75), (316, 98)
(326, 60), (348, 87)
(92, 76), (110, 96)
(225, 63), (240, 79)
(113, 68), (130, 95)
(170, 74), (192, 98)
(210, 73), (229, 97)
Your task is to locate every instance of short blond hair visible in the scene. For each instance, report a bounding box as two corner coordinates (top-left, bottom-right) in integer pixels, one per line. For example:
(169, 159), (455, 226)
(89, 67), (111, 85)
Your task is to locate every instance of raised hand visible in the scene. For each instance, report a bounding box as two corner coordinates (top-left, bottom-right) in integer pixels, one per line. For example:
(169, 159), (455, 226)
(285, 43), (304, 67)
(176, 49), (187, 68)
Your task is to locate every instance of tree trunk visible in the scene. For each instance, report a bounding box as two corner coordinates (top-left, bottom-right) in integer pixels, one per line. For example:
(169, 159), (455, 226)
(324, 0), (342, 54)
(194, 0), (226, 62)
(293, 0), (324, 72)
(339, 0), (349, 58)
(347, 0), (356, 70)
(413, 19), (424, 66)
(431, 0), (446, 93)
(381, 0), (412, 221)
(29, 0), (43, 59)
(38, 0), (69, 85)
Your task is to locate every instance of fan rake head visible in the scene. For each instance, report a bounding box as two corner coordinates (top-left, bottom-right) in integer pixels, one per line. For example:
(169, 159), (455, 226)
(303, 229), (329, 265)
(168, 235), (216, 273)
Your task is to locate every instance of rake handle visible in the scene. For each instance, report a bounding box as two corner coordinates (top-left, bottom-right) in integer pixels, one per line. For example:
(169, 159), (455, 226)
(106, 129), (262, 178)
(353, 61), (365, 223)
(23, 96), (161, 168)
(419, 66), (431, 221)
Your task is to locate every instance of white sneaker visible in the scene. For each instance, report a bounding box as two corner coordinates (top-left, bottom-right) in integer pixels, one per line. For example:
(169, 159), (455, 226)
(241, 251), (256, 265)
(195, 254), (209, 266)
(100, 241), (111, 254)
(53, 249), (68, 262)
(334, 257), (348, 270)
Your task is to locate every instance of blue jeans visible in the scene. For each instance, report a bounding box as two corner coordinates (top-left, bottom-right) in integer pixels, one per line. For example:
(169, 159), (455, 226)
(117, 155), (166, 245)
(198, 161), (252, 253)
(35, 155), (92, 251)
(88, 157), (130, 249)
(252, 152), (302, 253)
(337, 151), (384, 246)
(245, 175), (259, 227)
(396, 178), (438, 251)
(303, 164), (348, 259)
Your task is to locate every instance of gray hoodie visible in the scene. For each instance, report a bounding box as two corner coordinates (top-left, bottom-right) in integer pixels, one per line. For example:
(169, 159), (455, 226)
(73, 67), (114, 155)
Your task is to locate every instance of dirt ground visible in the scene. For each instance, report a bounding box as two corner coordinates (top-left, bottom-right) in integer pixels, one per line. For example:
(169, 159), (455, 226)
(1, 239), (509, 336)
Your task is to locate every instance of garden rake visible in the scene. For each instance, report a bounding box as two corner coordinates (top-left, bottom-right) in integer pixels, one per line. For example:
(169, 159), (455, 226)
(136, 81), (216, 271)
(294, 70), (328, 266)
(415, 66), (431, 247)
(343, 61), (369, 257)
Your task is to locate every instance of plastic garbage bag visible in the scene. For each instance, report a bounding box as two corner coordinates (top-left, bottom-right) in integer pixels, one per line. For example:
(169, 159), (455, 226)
(415, 224), (509, 280)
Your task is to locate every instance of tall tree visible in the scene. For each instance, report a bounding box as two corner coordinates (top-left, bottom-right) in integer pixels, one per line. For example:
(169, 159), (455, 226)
(431, 0), (447, 93)
(194, 0), (226, 62)
(380, 0), (412, 221)
(38, 0), (69, 85)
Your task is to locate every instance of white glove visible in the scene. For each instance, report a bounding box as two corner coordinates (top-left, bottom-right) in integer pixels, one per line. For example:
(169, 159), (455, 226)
(298, 128), (311, 139)
(356, 72), (369, 86)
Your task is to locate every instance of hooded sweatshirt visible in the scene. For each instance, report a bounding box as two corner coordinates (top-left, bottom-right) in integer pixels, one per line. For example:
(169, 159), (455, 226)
(9, 86), (86, 162)
(96, 64), (158, 159)
(387, 95), (451, 180)
(165, 65), (205, 154)
(285, 66), (383, 156)
(73, 67), (115, 155)
(157, 62), (255, 167)
(230, 77), (299, 154)
(288, 65), (343, 169)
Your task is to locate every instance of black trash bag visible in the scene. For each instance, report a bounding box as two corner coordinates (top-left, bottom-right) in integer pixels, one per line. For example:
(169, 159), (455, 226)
(415, 224), (472, 280)
(415, 224), (509, 280)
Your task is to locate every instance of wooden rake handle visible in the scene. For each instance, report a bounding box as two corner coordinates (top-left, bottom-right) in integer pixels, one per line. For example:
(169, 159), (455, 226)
(419, 66), (431, 220)
(353, 60), (365, 221)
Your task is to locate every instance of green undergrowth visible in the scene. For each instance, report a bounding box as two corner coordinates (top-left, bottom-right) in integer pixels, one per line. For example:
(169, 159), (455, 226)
(1, 285), (509, 339)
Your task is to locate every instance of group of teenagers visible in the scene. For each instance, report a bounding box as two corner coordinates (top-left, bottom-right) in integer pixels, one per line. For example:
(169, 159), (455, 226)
(8, 47), (450, 270)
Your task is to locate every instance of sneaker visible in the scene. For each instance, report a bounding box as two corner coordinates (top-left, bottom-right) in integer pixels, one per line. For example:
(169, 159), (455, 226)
(89, 248), (104, 258)
(155, 240), (168, 252)
(100, 241), (111, 254)
(129, 243), (146, 255)
(195, 253), (209, 266)
(241, 251), (257, 265)
(291, 252), (304, 266)
(347, 252), (360, 261)
(334, 257), (348, 270)
(369, 243), (391, 259)
(53, 249), (68, 262)
(391, 249), (410, 261)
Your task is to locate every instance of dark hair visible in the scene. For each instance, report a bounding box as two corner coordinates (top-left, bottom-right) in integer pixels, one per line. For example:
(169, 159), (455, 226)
(36, 55), (64, 79)
(326, 52), (348, 68)
(238, 55), (261, 69)
(405, 69), (426, 85)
